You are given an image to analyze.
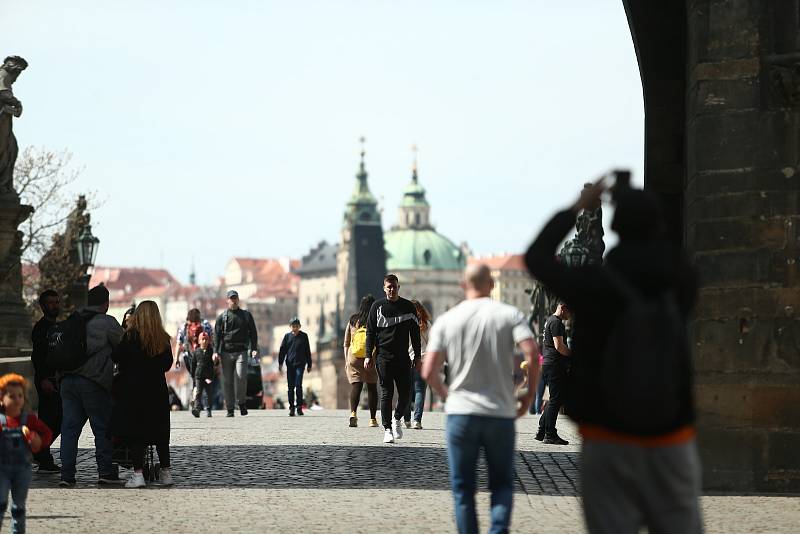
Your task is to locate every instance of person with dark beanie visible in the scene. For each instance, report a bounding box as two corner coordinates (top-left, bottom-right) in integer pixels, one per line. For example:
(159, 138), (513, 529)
(525, 178), (701, 533)
(59, 284), (124, 487)
(30, 289), (62, 473)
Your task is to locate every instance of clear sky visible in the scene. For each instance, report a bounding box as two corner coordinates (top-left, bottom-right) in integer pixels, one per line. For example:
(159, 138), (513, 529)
(1, 0), (644, 285)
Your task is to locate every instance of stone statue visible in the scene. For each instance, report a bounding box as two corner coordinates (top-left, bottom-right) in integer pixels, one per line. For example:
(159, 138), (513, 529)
(559, 183), (605, 267)
(525, 183), (606, 338)
(0, 56), (29, 198)
(0, 54), (33, 355)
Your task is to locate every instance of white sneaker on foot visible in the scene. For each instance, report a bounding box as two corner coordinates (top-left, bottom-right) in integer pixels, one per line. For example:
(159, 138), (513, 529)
(392, 419), (403, 440)
(158, 467), (174, 486)
(404, 420), (412, 429)
(383, 429), (395, 444)
(125, 472), (146, 488)
(412, 420), (422, 430)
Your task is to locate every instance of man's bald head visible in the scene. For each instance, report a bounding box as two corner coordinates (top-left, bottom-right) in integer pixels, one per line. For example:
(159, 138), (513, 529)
(463, 264), (494, 297)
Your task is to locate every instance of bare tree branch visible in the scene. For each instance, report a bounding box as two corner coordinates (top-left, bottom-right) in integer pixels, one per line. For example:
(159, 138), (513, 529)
(14, 146), (99, 265)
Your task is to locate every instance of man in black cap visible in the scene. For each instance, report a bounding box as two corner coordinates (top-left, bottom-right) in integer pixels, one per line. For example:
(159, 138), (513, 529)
(278, 317), (312, 416)
(213, 290), (258, 417)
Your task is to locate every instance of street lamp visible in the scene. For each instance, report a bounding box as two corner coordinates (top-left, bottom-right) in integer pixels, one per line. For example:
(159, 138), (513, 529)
(76, 224), (100, 271)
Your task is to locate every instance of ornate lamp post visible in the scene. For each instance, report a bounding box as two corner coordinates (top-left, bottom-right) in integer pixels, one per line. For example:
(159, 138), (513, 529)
(76, 224), (100, 272)
(71, 221), (99, 308)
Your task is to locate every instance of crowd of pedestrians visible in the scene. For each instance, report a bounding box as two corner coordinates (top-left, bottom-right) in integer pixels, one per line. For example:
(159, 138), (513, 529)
(1, 179), (703, 534)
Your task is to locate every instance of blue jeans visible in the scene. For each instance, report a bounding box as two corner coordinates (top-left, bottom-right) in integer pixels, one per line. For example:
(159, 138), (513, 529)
(286, 364), (305, 409)
(404, 368), (427, 423)
(446, 414), (516, 534)
(0, 460), (32, 533)
(59, 374), (115, 482)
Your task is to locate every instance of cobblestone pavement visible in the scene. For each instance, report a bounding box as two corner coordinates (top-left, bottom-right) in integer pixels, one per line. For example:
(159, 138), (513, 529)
(16, 410), (800, 533)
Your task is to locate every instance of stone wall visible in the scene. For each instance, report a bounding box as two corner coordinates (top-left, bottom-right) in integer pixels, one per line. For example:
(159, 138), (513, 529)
(684, 0), (800, 493)
(626, 0), (800, 492)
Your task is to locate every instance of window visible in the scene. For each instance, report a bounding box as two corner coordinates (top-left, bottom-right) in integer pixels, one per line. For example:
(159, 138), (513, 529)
(423, 249), (432, 265)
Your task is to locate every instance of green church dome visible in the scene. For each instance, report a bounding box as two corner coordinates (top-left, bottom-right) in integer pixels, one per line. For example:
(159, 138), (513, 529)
(385, 229), (466, 271)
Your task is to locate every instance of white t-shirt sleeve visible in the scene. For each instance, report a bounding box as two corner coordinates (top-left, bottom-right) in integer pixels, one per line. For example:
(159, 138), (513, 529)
(510, 308), (534, 344)
(426, 319), (447, 354)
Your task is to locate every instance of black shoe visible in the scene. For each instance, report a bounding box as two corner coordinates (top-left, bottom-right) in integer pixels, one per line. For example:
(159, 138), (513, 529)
(191, 408), (200, 418)
(37, 462), (61, 474)
(289, 408), (295, 417)
(296, 407), (304, 416)
(206, 411), (212, 417)
(239, 404), (248, 416)
(98, 474), (125, 485)
(543, 435), (569, 445)
(226, 410), (235, 417)
(59, 479), (76, 488)
(534, 428), (545, 442)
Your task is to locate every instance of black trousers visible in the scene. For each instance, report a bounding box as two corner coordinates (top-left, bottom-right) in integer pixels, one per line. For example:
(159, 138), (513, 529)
(538, 360), (568, 436)
(33, 384), (61, 465)
(129, 438), (170, 471)
(376, 357), (411, 430)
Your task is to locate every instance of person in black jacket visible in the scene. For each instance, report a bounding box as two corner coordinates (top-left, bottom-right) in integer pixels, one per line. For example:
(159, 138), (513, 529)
(213, 290), (258, 417)
(364, 274), (421, 444)
(525, 179), (700, 534)
(191, 332), (216, 418)
(110, 300), (175, 488)
(29, 289), (61, 473)
(278, 318), (312, 416)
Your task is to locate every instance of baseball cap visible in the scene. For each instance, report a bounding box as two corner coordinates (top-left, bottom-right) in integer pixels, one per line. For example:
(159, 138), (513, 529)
(226, 290), (239, 299)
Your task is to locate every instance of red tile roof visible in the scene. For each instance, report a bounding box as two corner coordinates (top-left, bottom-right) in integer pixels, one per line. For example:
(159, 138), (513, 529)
(468, 254), (527, 272)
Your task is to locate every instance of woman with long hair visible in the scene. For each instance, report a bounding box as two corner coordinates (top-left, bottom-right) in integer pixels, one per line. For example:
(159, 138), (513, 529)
(343, 294), (379, 428)
(404, 300), (432, 429)
(111, 300), (174, 488)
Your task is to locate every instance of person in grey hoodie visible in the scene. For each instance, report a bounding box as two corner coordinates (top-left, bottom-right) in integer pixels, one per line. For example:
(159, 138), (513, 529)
(59, 285), (124, 487)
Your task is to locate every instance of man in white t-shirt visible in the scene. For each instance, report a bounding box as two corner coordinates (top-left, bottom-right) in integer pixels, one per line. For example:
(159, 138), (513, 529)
(423, 263), (539, 534)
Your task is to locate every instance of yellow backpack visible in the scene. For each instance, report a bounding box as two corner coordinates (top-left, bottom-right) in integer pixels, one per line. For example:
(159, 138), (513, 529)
(350, 326), (367, 358)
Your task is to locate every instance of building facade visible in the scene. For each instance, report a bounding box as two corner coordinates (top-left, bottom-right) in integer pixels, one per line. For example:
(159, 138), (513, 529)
(468, 254), (532, 313)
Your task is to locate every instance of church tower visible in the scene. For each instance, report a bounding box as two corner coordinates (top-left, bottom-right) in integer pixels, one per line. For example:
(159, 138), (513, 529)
(337, 138), (387, 318)
(394, 146), (432, 231)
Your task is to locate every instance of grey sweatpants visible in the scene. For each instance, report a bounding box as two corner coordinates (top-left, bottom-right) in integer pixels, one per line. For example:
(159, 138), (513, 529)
(221, 351), (248, 409)
(581, 438), (703, 534)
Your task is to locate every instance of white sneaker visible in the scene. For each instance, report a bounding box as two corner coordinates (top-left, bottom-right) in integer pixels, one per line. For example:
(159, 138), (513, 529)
(158, 467), (174, 486)
(392, 419), (403, 440)
(404, 420), (412, 429)
(412, 420), (422, 430)
(125, 472), (146, 488)
(383, 429), (395, 444)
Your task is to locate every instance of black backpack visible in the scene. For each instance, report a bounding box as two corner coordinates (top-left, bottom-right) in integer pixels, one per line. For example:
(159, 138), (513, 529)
(46, 311), (98, 372)
(601, 272), (690, 436)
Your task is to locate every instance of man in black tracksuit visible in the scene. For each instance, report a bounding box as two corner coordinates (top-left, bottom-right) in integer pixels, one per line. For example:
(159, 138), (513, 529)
(213, 290), (259, 417)
(30, 289), (62, 472)
(364, 274), (421, 443)
(278, 318), (312, 416)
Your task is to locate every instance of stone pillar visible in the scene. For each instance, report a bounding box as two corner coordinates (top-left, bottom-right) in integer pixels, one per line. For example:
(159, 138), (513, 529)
(685, 0), (800, 492)
(318, 343), (349, 409)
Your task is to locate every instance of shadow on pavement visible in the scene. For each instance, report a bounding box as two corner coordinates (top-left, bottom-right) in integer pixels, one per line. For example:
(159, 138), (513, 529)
(34, 445), (581, 496)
